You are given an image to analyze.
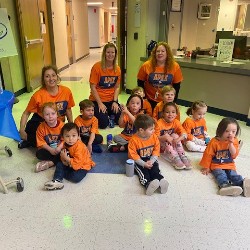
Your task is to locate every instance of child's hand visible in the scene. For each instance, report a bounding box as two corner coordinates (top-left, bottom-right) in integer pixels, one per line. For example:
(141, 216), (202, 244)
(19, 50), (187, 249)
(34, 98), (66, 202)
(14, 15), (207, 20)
(87, 143), (92, 154)
(120, 104), (128, 114)
(144, 160), (153, 169)
(228, 135), (234, 143)
(201, 168), (210, 175)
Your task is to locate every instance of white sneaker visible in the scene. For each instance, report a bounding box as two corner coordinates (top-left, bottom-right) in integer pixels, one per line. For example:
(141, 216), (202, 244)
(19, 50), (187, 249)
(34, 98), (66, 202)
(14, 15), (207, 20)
(219, 184), (242, 196)
(35, 161), (53, 173)
(146, 179), (160, 196)
(44, 180), (64, 190)
(159, 179), (169, 194)
(243, 178), (250, 197)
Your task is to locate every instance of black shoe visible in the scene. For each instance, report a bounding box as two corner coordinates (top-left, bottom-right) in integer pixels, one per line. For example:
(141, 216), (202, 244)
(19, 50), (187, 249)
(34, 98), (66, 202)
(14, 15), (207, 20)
(92, 144), (103, 153)
(18, 140), (31, 149)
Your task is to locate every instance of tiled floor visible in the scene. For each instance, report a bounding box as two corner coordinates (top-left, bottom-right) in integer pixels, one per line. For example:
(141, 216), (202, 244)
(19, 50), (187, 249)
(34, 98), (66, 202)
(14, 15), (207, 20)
(1, 48), (250, 250)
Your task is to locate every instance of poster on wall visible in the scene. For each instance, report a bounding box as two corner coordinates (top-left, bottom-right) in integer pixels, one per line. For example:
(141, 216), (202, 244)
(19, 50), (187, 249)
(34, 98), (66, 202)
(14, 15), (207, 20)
(0, 8), (17, 58)
(217, 39), (235, 61)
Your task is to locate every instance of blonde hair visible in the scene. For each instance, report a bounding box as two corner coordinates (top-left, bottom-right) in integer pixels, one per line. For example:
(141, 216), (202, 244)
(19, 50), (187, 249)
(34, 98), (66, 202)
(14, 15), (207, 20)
(101, 43), (118, 72)
(161, 85), (176, 96)
(186, 100), (207, 116)
(149, 41), (175, 73)
(41, 102), (58, 116)
(131, 86), (144, 95)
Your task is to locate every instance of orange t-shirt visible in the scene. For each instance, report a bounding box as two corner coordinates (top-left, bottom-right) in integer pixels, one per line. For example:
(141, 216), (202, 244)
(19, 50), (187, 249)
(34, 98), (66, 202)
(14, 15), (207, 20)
(155, 118), (186, 137)
(119, 112), (143, 141)
(74, 115), (100, 136)
(64, 140), (95, 171)
(25, 85), (75, 120)
(128, 133), (160, 161)
(137, 60), (183, 102)
(153, 101), (180, 121)
(36, 119), (64, 148)
(199, 137), (239, 171)
(89, 61), (121, 102)
(142, 99), (152, 116)
(182, 117), (208, 141)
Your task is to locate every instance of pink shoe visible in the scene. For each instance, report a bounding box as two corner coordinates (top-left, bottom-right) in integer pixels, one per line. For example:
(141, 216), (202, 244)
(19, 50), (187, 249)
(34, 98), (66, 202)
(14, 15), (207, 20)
(35, 161), (53, 173)
(171, 156), (186, 170)
(180, 155), (192, 169)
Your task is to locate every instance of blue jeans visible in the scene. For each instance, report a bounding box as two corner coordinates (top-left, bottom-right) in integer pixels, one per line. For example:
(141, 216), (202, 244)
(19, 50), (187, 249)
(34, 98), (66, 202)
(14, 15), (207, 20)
(212, 169), (243, 188)
(53, 161), (88, 183)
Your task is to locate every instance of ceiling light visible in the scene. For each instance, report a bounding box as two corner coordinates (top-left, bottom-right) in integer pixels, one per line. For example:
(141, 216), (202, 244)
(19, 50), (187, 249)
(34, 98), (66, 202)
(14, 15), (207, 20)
(87, 2), (103, 6)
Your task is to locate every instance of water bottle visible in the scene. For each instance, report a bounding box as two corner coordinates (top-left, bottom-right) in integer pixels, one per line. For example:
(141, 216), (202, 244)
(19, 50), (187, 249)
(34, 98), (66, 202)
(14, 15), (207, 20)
(107, 134), (113, 145)
(125, 159), (134, 177)
(109, 115), (115, 128)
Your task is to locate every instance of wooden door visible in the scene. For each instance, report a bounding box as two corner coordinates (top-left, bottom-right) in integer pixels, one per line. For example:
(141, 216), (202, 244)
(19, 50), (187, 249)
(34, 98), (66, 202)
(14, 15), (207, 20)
(38, 0), (52, 66)
(65, 0), (73, 65)
(16, 0), (46, 92)
(117, 0), (127, 91)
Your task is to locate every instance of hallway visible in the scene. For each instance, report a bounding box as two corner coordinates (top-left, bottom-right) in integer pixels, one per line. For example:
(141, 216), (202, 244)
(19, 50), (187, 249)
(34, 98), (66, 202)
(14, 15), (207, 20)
(1, 49), (250, 249)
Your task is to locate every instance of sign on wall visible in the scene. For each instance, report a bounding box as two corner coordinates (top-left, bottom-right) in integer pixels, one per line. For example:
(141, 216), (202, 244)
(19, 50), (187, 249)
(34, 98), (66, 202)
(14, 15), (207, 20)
(0, 8), (17, 58)
(217, 39), (235, 61)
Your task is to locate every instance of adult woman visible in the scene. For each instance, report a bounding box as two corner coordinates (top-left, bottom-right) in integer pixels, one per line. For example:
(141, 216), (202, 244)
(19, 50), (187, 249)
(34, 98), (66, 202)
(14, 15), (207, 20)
(18, 65), (75, 148)
(137, 42), (183, 109)
(89, 43), (121, 129)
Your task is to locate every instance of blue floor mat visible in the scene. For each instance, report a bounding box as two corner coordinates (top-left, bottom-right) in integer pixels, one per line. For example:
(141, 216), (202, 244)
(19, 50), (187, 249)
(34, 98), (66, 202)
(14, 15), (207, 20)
(90, 149), (128, 174)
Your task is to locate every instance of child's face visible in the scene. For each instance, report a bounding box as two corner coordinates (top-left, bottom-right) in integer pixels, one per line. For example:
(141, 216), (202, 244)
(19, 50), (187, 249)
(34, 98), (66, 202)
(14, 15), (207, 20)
(221, 123), (237, 141)
(81, 106), (94, 119)
(162, 90), (175, 103)
(162, 105), (177, 122)
(63, 128), (79, 146)
(139, 125), (155, 139)
(43, 106), (57, 126)
(128, 96), (141, 115)
(134, 90), (145, 98)
(192, 107), (207, 121)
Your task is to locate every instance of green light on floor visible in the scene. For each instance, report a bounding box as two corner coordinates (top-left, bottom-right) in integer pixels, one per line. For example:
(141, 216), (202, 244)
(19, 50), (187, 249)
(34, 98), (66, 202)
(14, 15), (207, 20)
(63, 215), (73, 229)
(144, 219), (153, 235)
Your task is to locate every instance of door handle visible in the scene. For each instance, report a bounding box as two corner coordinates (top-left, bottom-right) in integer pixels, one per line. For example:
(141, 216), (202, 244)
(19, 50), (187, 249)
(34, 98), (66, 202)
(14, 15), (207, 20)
(25, 36), (44, 48)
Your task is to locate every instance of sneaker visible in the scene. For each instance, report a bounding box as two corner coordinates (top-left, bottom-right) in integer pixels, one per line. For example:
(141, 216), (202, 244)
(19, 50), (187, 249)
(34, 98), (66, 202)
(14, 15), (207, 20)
(219, 184), (243, 196)
(92, 144), (103, 153)
(159, 179), (169, 194)
(172, 156), (186, 170)
(243, 178), (250, 197)
(35, 161), (53, 173)
(180, 155), (192, 170)
(146, 179), (160, 196)
(44, 180), (64, 190)
(18, 140), (30, 149)
(108, 144), (124, 153)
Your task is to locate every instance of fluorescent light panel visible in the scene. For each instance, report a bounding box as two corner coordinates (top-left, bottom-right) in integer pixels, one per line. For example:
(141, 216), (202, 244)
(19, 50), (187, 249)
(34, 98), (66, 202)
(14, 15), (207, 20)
(87, 2), (103, 6)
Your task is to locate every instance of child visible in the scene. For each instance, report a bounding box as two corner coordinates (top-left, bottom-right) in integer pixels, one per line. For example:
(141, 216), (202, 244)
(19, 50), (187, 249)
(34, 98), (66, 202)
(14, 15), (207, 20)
(74, 99), (103, 154)
(35, 102), (64, 172)
(108, 94), (143, 152)
(155, 102), (191, 170)
(182, 100), (210, 152)
(44, 122), (95, 190)
(200, 117), (250, 197)
(131, 86), (152, 116)
(153, 86), (180, 121)
(128, 114), (169, 196)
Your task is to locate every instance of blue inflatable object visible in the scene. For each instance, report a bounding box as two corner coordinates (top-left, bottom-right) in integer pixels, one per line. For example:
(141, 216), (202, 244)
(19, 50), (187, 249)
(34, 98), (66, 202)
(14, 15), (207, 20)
(0, 90), (21, 141)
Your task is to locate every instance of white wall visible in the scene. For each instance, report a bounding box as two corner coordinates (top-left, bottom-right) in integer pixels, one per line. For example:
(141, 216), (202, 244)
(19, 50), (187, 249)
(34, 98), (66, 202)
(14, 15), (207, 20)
(50, 0), (69, 69)
(217, 0), (238, 30)
(88, 7), (101, 47)
(72, 0), (89, 60)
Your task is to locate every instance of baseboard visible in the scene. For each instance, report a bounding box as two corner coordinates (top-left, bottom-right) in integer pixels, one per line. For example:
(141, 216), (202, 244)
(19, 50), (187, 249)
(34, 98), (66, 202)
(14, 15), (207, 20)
(176, 99), (247, 122)
(14, 87), (27, 97)
(76, 53), (89, 63)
